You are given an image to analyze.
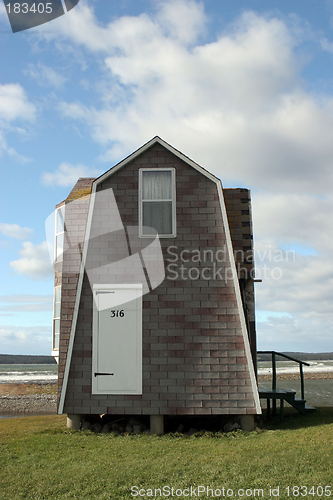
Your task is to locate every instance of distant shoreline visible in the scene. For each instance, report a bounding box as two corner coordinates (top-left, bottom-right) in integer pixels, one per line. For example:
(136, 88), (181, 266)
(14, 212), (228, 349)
(0, 354), (56, 365)
(257, 352), (333, 362)
(258, 372), (333, 381)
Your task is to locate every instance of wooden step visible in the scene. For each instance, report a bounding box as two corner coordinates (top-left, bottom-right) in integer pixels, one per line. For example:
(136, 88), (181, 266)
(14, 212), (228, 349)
(259, 388), (296, 399)
(294, 397), (306, 404)
(258, 387), (316, 418)
(257, 351), (315, 419)
(288, 397), (306, 413)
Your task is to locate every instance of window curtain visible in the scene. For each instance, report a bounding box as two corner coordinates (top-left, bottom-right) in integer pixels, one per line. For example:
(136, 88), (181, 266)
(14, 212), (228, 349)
(142, 171), (172, 200)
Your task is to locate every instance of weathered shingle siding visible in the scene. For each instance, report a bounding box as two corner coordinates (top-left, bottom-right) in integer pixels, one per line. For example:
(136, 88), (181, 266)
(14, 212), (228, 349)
(61, 143), (257, 415)
(223, 188), (257, 370)
(57, 181), (93, 403)
(223, 188), (254, 279)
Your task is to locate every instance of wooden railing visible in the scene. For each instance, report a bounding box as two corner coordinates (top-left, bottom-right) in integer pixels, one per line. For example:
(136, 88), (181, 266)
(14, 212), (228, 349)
(257, 351), (310, 400)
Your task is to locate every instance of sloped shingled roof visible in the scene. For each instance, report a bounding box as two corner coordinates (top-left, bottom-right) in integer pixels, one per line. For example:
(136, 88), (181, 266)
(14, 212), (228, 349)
(56, 178), (95, 209)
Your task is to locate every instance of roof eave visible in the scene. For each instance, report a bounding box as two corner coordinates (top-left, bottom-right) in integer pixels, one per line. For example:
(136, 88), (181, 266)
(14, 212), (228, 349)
(93, 136), (221, 186)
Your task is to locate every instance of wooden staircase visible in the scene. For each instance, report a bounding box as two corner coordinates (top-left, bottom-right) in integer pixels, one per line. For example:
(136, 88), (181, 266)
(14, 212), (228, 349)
(257, 351), (316, 420)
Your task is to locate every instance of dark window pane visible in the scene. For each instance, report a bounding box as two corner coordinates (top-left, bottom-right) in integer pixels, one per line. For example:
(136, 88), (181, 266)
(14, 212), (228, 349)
(56, 207), (65, 234)
(54, 301), (61, 318)
(54, 319), (60, 334)
(53, 333), (60, 350)
(55, 233), (64, 262)
(55, 286), (61, 303)
(143, 201), (172, 235)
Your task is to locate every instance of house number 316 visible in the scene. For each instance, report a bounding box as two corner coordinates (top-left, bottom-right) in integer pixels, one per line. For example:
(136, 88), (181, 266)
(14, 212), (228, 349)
(110, 310), (124, 318)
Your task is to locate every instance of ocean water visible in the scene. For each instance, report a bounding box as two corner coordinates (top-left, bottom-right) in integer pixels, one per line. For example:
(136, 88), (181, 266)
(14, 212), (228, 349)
(258, 379), (333, 408)
(257, 359), (333, 376)
(258, 359), (333, 407)
(0, 364), (58, 384)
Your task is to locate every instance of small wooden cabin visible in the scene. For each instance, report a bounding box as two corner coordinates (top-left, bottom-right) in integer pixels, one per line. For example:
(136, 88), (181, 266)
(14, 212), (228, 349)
(52, 137), (261, 432)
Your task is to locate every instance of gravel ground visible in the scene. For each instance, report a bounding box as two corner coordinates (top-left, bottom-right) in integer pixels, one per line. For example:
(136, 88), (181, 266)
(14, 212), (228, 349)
(0, 394), (57, 415)
(258, 372), (333, 381)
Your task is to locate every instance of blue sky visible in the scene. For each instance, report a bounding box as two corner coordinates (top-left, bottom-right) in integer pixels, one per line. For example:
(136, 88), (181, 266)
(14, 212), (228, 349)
(1, 0), (333, 355)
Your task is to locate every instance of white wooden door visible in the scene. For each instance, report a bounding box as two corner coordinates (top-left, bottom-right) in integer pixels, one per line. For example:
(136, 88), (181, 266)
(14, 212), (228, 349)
(92, 284), (142, 395)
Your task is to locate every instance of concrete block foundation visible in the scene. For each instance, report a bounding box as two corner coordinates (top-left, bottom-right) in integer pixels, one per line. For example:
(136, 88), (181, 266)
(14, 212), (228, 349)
(150, 415), (164, 436)
(67, 414), (81, 430)
(240, 415), (255, 432)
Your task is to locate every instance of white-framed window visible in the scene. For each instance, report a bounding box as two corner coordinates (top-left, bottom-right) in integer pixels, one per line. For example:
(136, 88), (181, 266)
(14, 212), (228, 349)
(139, 168), (176, 237)
(52, 285), (61, 351)
(55, 205), (65, 263)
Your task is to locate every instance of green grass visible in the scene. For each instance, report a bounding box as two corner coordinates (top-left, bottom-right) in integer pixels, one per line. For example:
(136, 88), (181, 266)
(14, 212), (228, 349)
(0, 409), (332, 500)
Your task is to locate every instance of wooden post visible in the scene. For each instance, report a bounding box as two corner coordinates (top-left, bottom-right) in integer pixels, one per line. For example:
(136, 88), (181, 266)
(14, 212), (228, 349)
(272, 352), (277, 391)
(300, 364), (305, 400)
(272, 352), (277, 416)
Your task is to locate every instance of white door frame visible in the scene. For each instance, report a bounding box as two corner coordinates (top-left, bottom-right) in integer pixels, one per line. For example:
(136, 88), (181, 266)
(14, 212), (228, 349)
(92, 284), (143, 395)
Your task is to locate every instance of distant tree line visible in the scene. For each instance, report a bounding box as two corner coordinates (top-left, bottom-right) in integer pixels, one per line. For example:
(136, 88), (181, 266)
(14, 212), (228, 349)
(0, 354), (57, 364)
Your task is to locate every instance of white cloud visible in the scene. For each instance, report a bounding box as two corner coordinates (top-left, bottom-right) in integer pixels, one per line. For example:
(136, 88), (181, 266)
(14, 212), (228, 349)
(0, 127), (32, 163)
(249, 190), (333, 353)
(156, 0), (206, 45)
(251, 194), (333, 352)
(255, 244), (333, 315)
(0, 325), (52, 355)
(0, 223), (34, 240)
(0, 2), (8, 20)
(320, 37), (333, 53)
(49, 3), (333, 195)
(257, 315), (332, 353)
(252, 193), (333, 254)
(0, 83), (36, 162)
(0, 83), (36, 123)
(253, 238), (333, 352)
(34, 0), (333, 352)
(41, 162), (102, 187)
(0, 295), (53, 313)
(10, 241), (53, 280)
(24, 63), (67, 88)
